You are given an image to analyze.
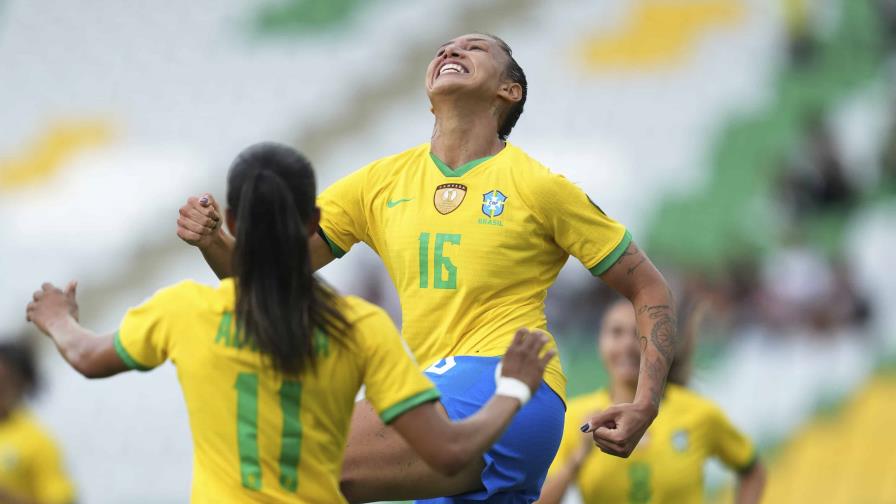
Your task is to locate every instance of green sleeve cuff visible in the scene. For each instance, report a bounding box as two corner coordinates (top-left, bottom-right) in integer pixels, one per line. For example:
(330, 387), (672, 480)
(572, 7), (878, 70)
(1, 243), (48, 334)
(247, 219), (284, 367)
(113, 331), (154, 371)
(379, 388), (441, 424)
(588, 230), (633, 276)
(317, 228), (347, 259)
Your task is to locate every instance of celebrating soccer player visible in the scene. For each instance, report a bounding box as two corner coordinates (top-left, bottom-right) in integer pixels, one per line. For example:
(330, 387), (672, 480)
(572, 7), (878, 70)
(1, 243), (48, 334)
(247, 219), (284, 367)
(178, 34), (678, 502)
(26, 143), (553, 503)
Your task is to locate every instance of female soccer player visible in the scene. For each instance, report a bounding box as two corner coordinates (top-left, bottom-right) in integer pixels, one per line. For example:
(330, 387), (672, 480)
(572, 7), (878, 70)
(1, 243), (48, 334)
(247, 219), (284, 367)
(0, 340), (76, 504)
(25, 143), (553, 503)
(537, 299), (766, 504)
(177, 34), (678, 502)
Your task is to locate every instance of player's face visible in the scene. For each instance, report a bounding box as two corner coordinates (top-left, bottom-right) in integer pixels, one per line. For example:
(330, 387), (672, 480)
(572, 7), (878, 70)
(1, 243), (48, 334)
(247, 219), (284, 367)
(0, 360), (23, 418)
(598, 302), (641, 387)
(426, 34), (508, 102)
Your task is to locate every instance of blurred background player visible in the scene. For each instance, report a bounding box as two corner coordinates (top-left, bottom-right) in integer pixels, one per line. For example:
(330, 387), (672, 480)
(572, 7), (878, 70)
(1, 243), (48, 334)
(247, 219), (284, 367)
(0, 340), (76, 504)
(177, 33), (678, 503)
(538, 298), (765, 504)
(24, 143), (554, 503)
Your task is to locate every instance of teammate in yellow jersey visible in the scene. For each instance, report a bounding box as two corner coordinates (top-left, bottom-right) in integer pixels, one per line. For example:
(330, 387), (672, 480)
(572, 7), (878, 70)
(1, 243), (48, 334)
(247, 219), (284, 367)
(24, 143), (554, 504)
(0, 341), (76, 504)
(538, 299), (766, 504)
(177, 34), (679, 503)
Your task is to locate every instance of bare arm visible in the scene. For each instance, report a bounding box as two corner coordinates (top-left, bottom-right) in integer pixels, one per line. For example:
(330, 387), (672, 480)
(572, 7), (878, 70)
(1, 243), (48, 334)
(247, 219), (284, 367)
(176, 194), (336, 277)
(26, 283), (128, 379)
(390, 330), (554, 476)
(584, 240), (677, 457)
(736, 461), (766, 504)
(535, 440), (591, 504)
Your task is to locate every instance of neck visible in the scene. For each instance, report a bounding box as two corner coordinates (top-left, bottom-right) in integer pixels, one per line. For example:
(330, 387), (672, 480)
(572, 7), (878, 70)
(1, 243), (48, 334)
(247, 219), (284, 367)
(609, 380), (637, 404)
(430, 97), (504, 169)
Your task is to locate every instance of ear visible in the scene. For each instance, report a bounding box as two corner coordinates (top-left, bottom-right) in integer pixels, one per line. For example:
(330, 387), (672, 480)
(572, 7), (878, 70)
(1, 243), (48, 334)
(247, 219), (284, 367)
(225, 208), (237, 235)
(307, 207), (321, 237)
(497, 81), (522, 104)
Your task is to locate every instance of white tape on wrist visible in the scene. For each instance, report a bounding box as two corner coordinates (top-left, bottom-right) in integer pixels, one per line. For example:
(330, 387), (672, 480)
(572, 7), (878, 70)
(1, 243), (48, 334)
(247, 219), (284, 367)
(493, 362), (532, 406)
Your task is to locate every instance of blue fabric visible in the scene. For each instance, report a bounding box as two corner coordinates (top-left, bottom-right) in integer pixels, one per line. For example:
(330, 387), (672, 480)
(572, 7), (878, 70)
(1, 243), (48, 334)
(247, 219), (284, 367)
(416, 356), (565, 503)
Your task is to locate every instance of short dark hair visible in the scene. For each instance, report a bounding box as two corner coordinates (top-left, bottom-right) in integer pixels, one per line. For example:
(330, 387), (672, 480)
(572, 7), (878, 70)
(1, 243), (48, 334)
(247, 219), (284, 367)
(0, 341), (39, 396)
(489, 35), (527, 140)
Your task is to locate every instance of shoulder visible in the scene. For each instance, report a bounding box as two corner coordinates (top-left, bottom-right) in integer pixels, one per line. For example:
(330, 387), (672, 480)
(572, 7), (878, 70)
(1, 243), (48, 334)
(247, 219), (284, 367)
(10, 410), (60, 451)
(665, 385), (724, 419)
(340, 295), (393, 326)
(138, 280), (224, 315)
(503, 143), (585, 201)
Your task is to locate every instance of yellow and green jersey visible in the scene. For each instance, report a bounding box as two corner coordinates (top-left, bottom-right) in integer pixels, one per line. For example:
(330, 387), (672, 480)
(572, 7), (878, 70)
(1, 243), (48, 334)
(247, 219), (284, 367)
(550, 384), (757, 503)
(318, 142), (630, 400)
(0, 409), (76, 504)
(115, 279), (438, 503)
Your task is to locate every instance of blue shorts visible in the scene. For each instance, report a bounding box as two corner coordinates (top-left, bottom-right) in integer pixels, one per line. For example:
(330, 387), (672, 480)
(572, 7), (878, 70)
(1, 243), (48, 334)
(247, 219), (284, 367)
(417, 356), (565, 504)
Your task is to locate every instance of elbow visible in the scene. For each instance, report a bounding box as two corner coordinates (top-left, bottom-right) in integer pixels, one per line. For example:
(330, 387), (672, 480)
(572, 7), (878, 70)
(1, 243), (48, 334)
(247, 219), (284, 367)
(428, 444), (472, 477)
(67, 349), (106, 379)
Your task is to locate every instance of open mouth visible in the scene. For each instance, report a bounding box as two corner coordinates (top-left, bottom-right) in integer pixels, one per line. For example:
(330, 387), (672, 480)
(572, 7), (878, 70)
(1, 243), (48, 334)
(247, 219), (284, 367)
(437, 61), (469, 78)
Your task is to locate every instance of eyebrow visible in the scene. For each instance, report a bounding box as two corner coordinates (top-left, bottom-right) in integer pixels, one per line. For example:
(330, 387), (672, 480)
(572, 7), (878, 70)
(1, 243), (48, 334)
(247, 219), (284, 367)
(437, 37), (491, 50)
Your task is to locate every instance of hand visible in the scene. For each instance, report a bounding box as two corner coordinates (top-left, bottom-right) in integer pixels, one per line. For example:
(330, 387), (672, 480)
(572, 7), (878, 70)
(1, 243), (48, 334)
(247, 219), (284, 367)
(582, 401), (658, 458)
(176, 194), (224, 249)
(26, 281), (79, 336)
(500, 329), (556, 394)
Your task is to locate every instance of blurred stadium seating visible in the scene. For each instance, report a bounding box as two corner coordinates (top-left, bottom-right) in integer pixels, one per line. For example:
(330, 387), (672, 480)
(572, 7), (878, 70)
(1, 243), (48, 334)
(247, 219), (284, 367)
(2, 0), (895, 502)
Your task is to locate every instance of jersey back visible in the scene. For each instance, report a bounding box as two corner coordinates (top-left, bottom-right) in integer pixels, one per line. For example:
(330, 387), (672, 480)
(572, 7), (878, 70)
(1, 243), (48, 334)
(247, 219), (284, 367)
(115, 280), (438, 503)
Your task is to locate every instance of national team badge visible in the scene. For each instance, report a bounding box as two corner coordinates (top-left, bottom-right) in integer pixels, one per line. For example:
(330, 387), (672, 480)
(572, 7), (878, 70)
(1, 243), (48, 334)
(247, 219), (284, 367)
(481, 189), (507, 218)
(434, 183), (467, 215)
(671, 429), (689, 452)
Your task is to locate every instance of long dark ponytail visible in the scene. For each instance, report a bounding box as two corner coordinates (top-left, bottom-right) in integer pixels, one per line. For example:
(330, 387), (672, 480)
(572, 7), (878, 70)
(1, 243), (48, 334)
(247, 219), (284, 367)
(227, 142), (348, 374)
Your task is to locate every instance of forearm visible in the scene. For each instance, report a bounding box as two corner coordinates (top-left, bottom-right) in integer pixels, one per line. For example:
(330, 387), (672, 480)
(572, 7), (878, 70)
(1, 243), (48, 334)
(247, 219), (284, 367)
(442, 395), (520, 470)
(0, 488), (37, 504)
(45, 317), (119, 378)
(736, 462), (766, 504)
(201, 230), (235, 279)
(631, 281), (677, 410)
(536, 464), (580, 504)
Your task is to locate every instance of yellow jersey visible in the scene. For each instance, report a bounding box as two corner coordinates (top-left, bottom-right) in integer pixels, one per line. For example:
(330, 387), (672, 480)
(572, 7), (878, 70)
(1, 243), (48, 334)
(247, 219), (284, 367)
(318, 142), (630, 400)
(0, 409), (76, 504)
(550, 384), (757, 504)
(115, 279), (438, 504)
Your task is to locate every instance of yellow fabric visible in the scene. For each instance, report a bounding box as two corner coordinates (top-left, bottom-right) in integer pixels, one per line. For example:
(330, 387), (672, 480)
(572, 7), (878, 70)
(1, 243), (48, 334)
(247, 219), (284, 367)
(550, 384), (755, 503)
(318, 142), (630, 401)
(116, 279), (437, 503)
(0, 409), (76, 504)
(759, 375), (896, 504)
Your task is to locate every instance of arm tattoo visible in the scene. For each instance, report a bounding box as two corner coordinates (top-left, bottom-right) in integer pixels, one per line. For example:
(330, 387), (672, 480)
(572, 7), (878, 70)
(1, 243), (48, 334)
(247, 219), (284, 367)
(637, 304), (677, 408)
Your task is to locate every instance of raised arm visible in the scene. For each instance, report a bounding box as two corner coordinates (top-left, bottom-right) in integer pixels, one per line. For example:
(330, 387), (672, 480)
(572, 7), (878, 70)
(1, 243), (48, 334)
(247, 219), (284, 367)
(390, 330), (554, 476)
(584, 240), (677, 457)
(176, 194), (336, 278)
(26, 282), (128, 378)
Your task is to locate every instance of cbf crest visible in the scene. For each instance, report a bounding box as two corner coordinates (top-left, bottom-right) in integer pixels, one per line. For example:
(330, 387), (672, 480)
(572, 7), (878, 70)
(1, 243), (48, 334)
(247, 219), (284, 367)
(481, 189), (508, 218)
(434, 183), (467, 215)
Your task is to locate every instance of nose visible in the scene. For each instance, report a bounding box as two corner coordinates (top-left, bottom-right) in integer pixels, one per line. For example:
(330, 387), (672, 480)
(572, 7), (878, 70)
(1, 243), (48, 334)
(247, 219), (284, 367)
(441, 42), (462, 59)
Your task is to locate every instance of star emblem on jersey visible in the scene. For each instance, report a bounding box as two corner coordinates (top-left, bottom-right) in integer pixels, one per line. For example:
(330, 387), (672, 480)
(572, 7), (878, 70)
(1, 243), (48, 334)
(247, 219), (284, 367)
(481, 189), (507, 218)
(433, 183), (467, 215)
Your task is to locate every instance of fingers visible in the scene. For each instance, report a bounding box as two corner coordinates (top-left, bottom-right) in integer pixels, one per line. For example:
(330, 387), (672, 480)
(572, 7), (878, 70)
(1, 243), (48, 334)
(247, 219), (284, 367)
(538, 349), (556, 367)
(65, 280), (78, 298)
(198, 193), (219, 211)
(179, 204), (219, 230)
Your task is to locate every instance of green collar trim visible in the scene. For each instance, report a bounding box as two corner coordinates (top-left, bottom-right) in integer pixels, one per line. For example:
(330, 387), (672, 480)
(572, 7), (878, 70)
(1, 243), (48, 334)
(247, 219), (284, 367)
(429, 152), (494, 178)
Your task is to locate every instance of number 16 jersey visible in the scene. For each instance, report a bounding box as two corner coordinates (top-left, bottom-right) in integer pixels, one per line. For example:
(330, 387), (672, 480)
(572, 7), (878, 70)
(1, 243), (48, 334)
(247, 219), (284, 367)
(318, 142), (631, 401)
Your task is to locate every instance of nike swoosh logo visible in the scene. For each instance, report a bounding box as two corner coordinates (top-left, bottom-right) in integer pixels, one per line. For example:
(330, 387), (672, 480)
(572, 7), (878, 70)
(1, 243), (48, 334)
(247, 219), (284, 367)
(387, 198), (413, 208)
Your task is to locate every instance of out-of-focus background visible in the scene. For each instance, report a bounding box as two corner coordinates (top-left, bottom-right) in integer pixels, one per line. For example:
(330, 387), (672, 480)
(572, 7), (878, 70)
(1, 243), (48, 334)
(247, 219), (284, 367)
(2, 0), (895, 502)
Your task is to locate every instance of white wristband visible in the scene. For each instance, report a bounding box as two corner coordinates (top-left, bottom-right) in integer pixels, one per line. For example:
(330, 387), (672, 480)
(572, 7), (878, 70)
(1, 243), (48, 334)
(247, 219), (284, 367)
(493, 363), (532, 406)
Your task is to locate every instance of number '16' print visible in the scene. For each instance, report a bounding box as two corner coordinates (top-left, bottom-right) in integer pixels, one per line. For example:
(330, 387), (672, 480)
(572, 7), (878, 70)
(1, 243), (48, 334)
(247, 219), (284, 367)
(418, 232), (461, 289)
